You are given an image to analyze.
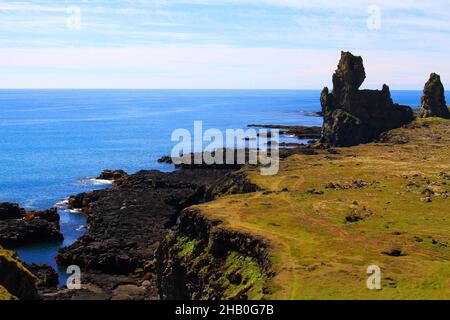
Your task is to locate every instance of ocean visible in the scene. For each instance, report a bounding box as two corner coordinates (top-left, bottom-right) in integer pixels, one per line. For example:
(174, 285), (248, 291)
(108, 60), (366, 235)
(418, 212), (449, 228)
(0, 89), (441, 285)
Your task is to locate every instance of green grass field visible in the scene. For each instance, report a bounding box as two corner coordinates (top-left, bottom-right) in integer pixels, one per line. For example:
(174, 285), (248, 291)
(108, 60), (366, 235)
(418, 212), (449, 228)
(193, 118), (450, 299)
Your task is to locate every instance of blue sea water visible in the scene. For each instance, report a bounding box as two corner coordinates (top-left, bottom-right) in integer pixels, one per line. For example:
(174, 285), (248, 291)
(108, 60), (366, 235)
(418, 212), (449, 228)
(0, 89), (444, 285)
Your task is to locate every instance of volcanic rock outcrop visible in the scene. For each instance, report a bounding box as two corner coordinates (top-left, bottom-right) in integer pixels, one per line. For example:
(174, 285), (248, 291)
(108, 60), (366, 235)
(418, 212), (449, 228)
(320, 51), (414, 146)
(419, 73), (450, 119)
(26, 263), (59, 288)
(0, 204), (63, 247)
(96, 169), (128, 181)
(53, 166), (266, 300)
(57, 169), (232, 278)
(0, 202), (25, 220)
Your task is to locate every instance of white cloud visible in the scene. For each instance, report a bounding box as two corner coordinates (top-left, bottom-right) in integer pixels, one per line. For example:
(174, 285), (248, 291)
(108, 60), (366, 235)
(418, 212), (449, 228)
(0, 3), (65, 12)
(0, 0), (449, 89)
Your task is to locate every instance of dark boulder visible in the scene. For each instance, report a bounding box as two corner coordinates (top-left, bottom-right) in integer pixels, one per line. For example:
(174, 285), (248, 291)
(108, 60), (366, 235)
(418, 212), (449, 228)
(26, 263), (59, 288)
(419, 73), (450, 119)
(320, 51), (414, 147)
(24, 208), (60, 222)
(68, 192), (100, 214)
(0, 202), (25, 220)
(96, 169), (128, 181)
(0, 208), (63, 247)
(157, 156), (173, 164)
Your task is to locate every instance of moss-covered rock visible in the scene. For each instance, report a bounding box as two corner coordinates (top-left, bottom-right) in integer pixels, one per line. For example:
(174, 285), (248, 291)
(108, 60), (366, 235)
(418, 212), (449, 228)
(0, 246), (38, 300)
(156, 208), (271, 300)
(0, 284), (17, 300)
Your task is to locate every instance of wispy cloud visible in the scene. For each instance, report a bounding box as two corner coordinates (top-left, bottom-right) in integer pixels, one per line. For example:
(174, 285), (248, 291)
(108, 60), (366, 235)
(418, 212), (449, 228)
(0, 46), (448, 89)
(0, 0), (449, 88)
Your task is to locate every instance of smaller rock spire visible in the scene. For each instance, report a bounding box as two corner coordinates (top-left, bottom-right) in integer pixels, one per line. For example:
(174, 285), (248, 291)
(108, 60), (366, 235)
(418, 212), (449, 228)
(419, 73), (449, 119)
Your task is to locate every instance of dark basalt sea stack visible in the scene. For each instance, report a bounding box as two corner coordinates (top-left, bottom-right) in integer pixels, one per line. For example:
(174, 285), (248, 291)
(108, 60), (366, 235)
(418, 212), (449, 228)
(0, 204), (63, 247)
(320, 51), (414, 147)
(419, 73), (450, 119)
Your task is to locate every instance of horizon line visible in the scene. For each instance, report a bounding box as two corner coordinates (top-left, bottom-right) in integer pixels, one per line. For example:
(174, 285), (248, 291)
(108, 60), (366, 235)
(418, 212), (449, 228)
(0, 88), (433, 91)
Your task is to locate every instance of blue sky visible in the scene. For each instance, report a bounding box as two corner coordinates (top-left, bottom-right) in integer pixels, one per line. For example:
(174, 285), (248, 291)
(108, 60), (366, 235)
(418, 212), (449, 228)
(0, 0), (449, 88)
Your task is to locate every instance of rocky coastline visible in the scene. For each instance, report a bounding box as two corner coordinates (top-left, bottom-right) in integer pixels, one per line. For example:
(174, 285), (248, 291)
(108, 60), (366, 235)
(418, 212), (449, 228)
(0, 157), (280, 300)
(247, 124), (322, 140)
(1, 51), (449, 300)
(51, 168), (256, 299)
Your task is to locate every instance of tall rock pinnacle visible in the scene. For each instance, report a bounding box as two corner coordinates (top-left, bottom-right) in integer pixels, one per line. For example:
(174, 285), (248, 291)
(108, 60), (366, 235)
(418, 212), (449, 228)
(320, 52), (414, 147)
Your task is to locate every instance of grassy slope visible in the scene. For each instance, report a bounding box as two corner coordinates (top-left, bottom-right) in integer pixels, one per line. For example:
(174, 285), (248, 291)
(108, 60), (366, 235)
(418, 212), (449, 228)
(195, 118), (450, 300)
(0, 285), (17, 300)
(0, 246), (36, 300)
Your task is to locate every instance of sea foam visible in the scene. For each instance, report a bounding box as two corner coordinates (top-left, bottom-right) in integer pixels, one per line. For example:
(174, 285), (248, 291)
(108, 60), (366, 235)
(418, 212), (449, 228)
(77, 178), (113, 186)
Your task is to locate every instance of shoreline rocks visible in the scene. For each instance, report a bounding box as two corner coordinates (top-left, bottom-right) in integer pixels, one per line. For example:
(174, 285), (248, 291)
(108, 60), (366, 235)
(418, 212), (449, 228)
(40, 270), (156, 300)
(0, 203), (26, 220)
(172, 149), (252, 170)
(157, 156), (173, 164)
(51, 164), (266, 300)
(0, 205), (63, 247)
(247, 124), (322, 139)
(320, 51), (414, 147)
(55, 168), (234, 299)
(419, 73), (450, 119)
(96, 169), (128, 181)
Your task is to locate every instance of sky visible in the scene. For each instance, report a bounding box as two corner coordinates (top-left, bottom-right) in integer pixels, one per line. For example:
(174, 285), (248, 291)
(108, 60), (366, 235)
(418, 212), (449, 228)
(0, 0), (449, 89)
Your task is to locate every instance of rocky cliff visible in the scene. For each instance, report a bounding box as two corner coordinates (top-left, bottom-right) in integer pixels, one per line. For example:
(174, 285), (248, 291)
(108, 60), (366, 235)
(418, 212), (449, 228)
(320, 51), (414, 146)
(205, 171), (260, 201)
(0, 246), (38, 300)
(52, 166), (267, 300)
(155, 207), (271, 300)
(419, 73), (450, 119)
(57, 169), (231, 277)
(155, 169), (272, 300)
